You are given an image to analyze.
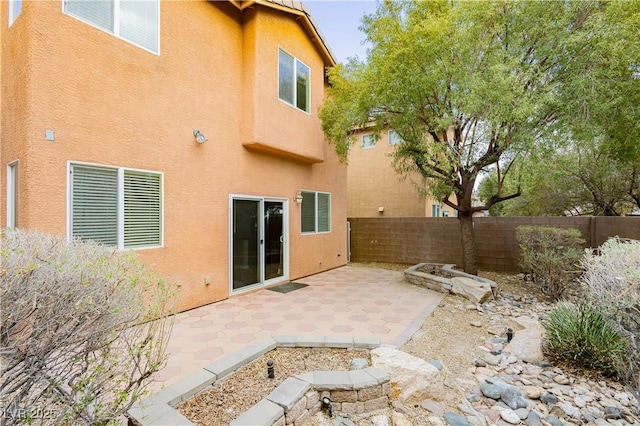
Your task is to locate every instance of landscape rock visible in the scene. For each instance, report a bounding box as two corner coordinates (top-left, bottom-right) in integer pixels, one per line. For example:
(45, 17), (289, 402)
(499, 408), (520, 424)
(370, 415), (389, 426)
(450, 277), (493, 304)
(391, 400), (408, 414)
(429, 360), (444, 370)
(350, 358), (369, 370)
(543, 415), (564, 426)
(526, 410), (542, 426)
(603, 406), (622, 419)
(421, 400), (445, 417)
(539, 393), (558, 406)
(390, 412), (411, 426)
(522, 386), (543, 400)
(503, 316), (544, 363)
(371, 346), (439, 403)
(480, 383), (502, 400)
(385, 281), (640, 426)
(443, 411), (470, 426)
(500, 386), (529, 410)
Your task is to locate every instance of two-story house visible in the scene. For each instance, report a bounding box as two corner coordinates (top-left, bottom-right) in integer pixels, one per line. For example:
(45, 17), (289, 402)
(348, 128), (456, 218)
(1, 0), (347, 312)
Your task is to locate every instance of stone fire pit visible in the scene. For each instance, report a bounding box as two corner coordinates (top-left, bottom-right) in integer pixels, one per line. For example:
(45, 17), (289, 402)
(404, 263), (497, 304)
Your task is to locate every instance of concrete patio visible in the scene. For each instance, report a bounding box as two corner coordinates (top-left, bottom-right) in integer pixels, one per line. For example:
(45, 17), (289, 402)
(151, 265), (444, 392)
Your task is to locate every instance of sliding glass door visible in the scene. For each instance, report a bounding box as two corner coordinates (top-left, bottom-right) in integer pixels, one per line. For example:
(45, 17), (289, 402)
(231, 197), (287, 292)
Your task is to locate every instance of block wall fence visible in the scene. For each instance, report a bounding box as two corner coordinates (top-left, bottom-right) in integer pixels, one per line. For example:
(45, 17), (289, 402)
(347, 217), (640, 272)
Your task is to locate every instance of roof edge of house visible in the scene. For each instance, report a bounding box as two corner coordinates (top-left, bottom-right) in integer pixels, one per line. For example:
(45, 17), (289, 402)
(237, 0), (337, 67)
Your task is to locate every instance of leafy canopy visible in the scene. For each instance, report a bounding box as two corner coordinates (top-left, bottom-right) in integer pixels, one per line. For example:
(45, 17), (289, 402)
(320, 0), (589, 214)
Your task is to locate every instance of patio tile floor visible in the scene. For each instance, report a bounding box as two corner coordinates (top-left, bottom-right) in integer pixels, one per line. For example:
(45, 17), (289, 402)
(151, 265), (443, 391)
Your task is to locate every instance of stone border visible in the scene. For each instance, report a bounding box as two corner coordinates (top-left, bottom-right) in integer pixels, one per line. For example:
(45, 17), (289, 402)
(127, 335), (384, 426)
(404, 263), (497, 295)
(231, 367), (390, 425)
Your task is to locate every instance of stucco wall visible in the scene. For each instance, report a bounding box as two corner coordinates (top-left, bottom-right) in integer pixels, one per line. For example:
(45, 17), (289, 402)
(347, 129), (455, 218)
(1, 1), (347, 312)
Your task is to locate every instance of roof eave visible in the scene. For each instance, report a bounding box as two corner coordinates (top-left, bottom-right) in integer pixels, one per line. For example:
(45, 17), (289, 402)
(238, 0), (337, 67)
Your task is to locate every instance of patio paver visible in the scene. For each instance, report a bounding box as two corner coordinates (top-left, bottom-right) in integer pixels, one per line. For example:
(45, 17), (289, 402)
(151, 265), (443, 391)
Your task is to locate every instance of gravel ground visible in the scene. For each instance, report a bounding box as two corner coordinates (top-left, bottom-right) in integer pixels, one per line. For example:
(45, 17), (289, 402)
(177, 347), (370, 425)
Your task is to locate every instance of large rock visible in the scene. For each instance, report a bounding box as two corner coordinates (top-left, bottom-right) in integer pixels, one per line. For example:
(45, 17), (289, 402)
(391, 412), (412, 426)
(450, 277), (493, 304)
(371, 346), (439, 403)
(504, 316), (544, 363)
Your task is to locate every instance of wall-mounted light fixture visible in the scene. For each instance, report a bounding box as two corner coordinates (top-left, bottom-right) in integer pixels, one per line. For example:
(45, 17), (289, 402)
(294, 191), (304, 205)
(193, 129), (208, 144)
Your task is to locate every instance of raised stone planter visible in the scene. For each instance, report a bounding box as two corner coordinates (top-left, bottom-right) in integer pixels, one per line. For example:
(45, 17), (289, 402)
(127, 336), (386, 426)
(232, 367), (390, 425)
(404, 263), (497, 299)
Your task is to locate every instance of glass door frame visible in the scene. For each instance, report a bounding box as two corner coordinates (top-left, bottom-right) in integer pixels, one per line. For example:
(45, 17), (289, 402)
(229, 194), (289, 295)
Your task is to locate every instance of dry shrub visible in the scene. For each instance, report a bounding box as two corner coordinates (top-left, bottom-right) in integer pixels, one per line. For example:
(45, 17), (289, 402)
(0, 229), (178, 425)
(581, 237), (640, 409)
(516, 225), (585, 300)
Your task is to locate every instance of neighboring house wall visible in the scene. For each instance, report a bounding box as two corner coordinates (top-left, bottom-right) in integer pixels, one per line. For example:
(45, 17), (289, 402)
(347, 129), (456, 218)
(0, 0), (347, 312)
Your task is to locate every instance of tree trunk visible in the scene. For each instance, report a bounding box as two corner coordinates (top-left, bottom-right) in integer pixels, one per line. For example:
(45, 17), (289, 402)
(459, 212), (477, 275)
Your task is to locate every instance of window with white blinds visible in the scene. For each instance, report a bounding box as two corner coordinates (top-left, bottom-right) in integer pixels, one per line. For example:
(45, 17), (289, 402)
(124, 170), (161, 248)
(300, 191), (331, 234)
(64, 0), (159, 54)
(70, 164), (163, 249)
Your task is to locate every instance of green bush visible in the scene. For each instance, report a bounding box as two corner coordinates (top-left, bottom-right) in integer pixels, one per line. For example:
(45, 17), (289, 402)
(516, 225), (585, 300)
(543, 302), (629, 376)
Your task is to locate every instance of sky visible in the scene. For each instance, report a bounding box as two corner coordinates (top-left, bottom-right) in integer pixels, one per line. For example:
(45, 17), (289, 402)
(304, 1), (377, 64)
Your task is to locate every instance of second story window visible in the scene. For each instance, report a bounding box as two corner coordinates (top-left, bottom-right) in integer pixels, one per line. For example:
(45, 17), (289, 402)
(8, 0), (22, 26)
(389, 130), (403, 146)
(362, 134), (375, 148)
(279, 48), (310, 113)
(64, 0), (159, 54)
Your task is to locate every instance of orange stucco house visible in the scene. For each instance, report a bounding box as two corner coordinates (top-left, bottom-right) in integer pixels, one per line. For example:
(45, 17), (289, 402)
(348, 128), (456, 218)
(1, 0), (347, 312)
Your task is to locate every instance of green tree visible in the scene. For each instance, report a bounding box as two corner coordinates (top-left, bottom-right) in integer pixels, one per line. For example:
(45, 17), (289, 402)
(320, 0), (600, 274)
(480, 140), (639, 216)
(560, 1), (640, 168)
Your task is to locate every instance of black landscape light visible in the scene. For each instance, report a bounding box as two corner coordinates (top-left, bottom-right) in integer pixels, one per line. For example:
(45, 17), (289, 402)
(506, 327), (514, 342)
(267, 360), (274, 379)
(321, 396), (333, 417)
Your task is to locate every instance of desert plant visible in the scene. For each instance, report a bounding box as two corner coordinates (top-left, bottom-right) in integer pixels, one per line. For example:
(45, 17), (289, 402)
(0, 229), (178, 425)
(516, 225), (585, 299)
(581, 237), (640, 408)
(542, 302), (629, 376)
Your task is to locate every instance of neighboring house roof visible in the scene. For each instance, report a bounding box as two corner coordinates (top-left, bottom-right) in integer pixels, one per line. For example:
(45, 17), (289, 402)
(232, 0), (337, 66)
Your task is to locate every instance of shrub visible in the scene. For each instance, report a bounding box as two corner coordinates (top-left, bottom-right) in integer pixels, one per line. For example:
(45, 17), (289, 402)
(581, 237), (640, 408)
(0, 229), (178, 425)
(542, 302), (629, 376)
(515, 225), (585, 300)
